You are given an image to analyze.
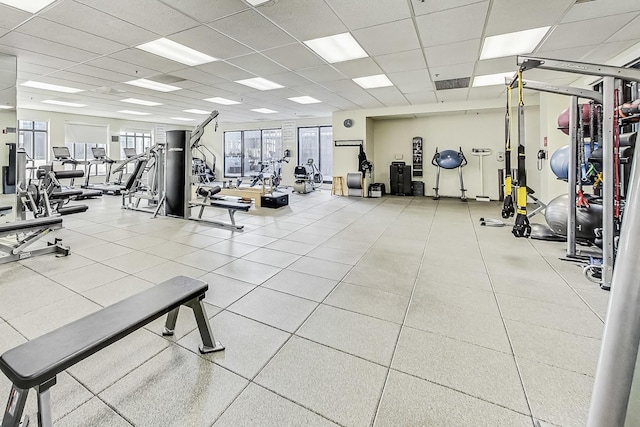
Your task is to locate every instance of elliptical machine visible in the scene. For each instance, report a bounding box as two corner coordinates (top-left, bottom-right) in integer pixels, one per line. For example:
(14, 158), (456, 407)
(432, 147), (468, 201)
(293, 159), (322, 194)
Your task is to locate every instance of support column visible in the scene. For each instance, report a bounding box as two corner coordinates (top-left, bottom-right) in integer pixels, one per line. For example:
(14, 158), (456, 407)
(601, 77), (615, 290)
(567, 96), (578, 257)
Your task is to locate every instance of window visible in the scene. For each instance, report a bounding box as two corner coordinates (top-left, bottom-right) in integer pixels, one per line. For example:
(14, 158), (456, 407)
(64, 123), (109, 176)
(64, 142), (108, 176)
(298, 126), (332, 182)
(223, 128), (283, 177)
(120, 131), (152, 173)
(18, 120), (48, 168)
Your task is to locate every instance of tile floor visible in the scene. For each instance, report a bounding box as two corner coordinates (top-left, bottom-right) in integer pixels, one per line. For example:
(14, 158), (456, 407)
(0, 190), (614, 426)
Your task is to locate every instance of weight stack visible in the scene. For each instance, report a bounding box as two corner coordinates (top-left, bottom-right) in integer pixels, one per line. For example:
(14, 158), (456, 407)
(165, 130), (190, 217)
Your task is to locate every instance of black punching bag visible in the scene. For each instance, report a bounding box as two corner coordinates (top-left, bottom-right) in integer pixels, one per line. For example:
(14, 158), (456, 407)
(165, 130), (190, 217)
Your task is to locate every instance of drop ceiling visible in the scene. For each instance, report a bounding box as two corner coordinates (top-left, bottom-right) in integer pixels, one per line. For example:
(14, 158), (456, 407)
(0, 0), (637, 125)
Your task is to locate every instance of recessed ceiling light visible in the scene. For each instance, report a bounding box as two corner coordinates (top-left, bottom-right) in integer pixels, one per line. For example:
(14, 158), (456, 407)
(171, 117), (196, 121)
(0, 0), (56, 13)
(125, 78), (181, 92)
(245, 0), (270, 5)
(183, 109), (211, 115)
(204, 97), (241, 105)
(0, 105), (13, 109)
(288, 96), (321, 104)
(42, 100), (86, 107)
(21, 80), (83, 93)
(480, 27), (551, 60)
(352, 74), (393, 89)
(304, 33), (368, 64)
(136, 38), (217, 66)
(252, 108), (278, 114)
(121, 98), (163, 106)
(235, 77), (284, 91)
(118, 110), (151, 116)
(472, 72), (514, 87)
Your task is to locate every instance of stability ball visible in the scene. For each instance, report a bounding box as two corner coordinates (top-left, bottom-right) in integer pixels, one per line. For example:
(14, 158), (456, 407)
(544, 194), (603, 242)
(435, 150), (463, 169)
(550, 145), (570, 180)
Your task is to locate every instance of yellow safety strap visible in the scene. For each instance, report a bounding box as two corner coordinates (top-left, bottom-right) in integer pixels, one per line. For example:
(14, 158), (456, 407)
(516, 186), (527, 215)
(517, 70), (524, 107)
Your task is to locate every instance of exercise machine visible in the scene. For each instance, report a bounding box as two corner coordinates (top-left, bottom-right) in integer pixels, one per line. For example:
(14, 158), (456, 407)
(121, 143), (165, 215)
(0, 216), (69, 264)
(431, 147), (467, 201)
(293, 158), (322, 193)
(50, 146), (101, 199)
(84, 147), (124, 195)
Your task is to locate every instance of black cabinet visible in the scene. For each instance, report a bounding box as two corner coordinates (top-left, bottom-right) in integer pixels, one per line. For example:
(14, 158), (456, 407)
(389, 162), (412, 196)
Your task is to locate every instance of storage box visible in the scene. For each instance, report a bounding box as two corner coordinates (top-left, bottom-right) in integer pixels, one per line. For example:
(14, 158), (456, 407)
(261, 193), (289, 208)
(369, 183), (383, 198)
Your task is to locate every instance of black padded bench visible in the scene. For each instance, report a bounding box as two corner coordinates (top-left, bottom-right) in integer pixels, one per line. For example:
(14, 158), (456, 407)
(0, 205), (11, 216)
(0, 276), (224, 427)
(189, 198), (251, 230)
(0, 217), (69, 264)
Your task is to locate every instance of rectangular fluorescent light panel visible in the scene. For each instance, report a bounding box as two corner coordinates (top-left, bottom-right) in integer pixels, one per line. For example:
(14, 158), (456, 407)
(252, 108), (277, 114)
(118, 110), (151, 116)
(204, 97), (241, 105)
(21, 80), (83, 93)
(137, 38), (217, 66)
(0, 0), (56, 13)
(125, 78), (181, 92)
(42, 100), (86, 107)
(235, 77), (283, 91)
(184, 109), (210, 115)
(246, 0), (270, 5)
(121, 98), (162, 106)
(480, 26), (551, 60)
(288, 96), (321, 104)
(472, 72), (514, 87)
(304, 33), (368, 64)
(353, 74), (393, 89)
(0, 105), (13, 109)
(171, 117), (195, 121)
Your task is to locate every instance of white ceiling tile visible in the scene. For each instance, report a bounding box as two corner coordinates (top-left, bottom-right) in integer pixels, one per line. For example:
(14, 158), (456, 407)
(84, 57), (158, 78)
(535, 45), (601, 62)
(474, 56), (517, 75)
(467, 85), (506, 101)
(0, 4), (30, 30)
(159, 0), (249, 24)
(375, 49), (426, 74)
(388, 69), (433, 93)
(484, 0), (574, 36)
(436, 87), (468, 102)
(170, 67), (226, 86)
(424, 39), (481, 68)
(46, 70), (112, 87)
(15, 52), (77, 71)
(75, 0), (200, 36)
(413, 0), (486, 16)
(65, 64), (133, 84)
(297, 66), (345, 83)
(208, 9), (296, 51)
(416, 1), (489, 47)
(196, 61), (255, 81)
(581, 40), (637, 64)
(332, 58), (382, 79)
(213, 81), (263, 95)
(258, 0), (346, 41)
(608, 14), (640, 44)
(324, 0), (411, 30)
(353, 19), (420, 57)
(562, 2), (640, 24)
(261, 43), (325, 71)
(267, 72), (312, 87)
(170, 25), (253, 60)
(369, 86), (409, 107)
(226, 53), (289, 76)
(540, 15), (634, 52)
(17, 62), (56, 77)
(41, 1), (157, 46)
(109, 48), (187, 73)
(429, 62), (474, 81)
(0, 32), (99, 63)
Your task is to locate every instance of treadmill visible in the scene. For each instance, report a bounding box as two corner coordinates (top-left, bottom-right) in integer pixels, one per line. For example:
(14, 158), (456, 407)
(84, 147), (125, 195)
(51, 146), (102, 199)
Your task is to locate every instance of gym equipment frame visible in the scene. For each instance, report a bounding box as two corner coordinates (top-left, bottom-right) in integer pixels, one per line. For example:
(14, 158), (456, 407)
(516, 55), (640, 290)
(0, 217), (69, 264)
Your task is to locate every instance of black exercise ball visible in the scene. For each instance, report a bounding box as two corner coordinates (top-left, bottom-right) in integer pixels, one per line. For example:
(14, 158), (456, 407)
(544, 194), (602, 242)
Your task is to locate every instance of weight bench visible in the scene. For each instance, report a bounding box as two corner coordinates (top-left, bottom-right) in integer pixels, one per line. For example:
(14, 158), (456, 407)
(188, 186), (250, 230)
(0, 276), (223, 427)
(0, 217), (69, 264)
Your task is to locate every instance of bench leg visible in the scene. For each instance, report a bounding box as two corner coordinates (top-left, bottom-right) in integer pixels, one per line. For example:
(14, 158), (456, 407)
(162, 307), (179, 336)
(1, 386), (28, 427)
(187, 299), (224, 354)
(36, 379), (55, 427)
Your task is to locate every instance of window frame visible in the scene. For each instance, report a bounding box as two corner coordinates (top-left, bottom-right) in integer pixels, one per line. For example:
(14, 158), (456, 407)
(297, 125), (333, 183)
(223, 128), (283, 178)
(18, 120), (48, 167)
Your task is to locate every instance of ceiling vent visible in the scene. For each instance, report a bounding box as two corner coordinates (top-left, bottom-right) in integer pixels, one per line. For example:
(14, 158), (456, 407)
(151, 74), (187, 84)
(91, 86), (125, 95)
(434, 77), (470, 90)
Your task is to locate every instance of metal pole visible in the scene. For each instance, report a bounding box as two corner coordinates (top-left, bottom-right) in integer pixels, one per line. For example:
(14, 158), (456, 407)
(567, 97), (578, 257)
(601, 77), (615, 290)
(587, 143), (640, 427)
